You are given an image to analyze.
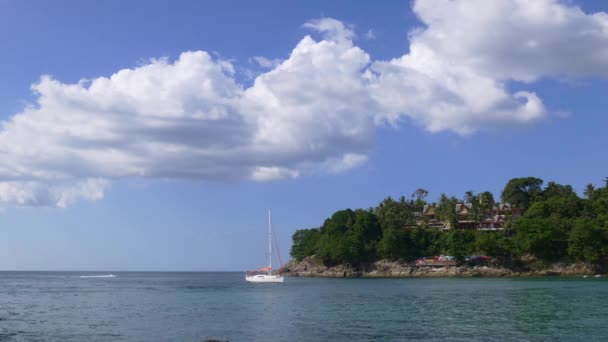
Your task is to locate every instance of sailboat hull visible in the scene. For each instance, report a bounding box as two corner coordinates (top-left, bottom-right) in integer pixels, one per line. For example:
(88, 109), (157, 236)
(246, 210), (285, 283)
(245, 274), (284, 283)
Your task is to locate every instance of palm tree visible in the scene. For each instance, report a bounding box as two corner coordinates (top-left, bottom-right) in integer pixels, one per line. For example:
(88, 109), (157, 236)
(475, 191), (495, 229)
(412, 188), (429, 213)
(464, 190), (475, 203)
(412, 188), (429, 201)
(479, 190), (495, 213)
(584, 183), (595, 200)
(437, 194), (457, 229)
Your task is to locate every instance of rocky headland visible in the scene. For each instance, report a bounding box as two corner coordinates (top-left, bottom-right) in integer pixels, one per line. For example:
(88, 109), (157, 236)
(281, 256), (603, 278)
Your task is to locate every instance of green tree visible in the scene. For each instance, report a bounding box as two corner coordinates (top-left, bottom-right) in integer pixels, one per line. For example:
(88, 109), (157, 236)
(584, 183), (595, 200)
(525, 194), (582, 220)
(436, 194), (458, 229)
(476, 231), (514, 262)
(479, 191), (495, 207)
(316, 209), (358, 265)
(377, 228), (409, 260)
(542, 181), (575, 200)
(412, 188), (429, 201)
(469, 193), (486, 224)
(412, 188), (429, 211)
(350, 210), (383, 262)
(513, 217), (569, 260)
(375, 197), (412, 231)
(446, 230), (476, 260)
(410, 227), (442, 256)
(314, 209), (384, 265)
(290, 228), (320, 261)
(585, 186), (608, 219)
(476, 191), (496, 224)
(568, 217), (608, 263)
(501, 177), (544, 211)
(464, 190), (475, 203)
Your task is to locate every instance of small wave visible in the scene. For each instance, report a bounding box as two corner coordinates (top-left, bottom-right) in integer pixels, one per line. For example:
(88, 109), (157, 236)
(76, 274), (117, 278)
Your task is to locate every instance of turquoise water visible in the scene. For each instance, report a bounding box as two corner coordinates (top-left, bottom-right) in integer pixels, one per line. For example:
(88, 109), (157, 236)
(1, 272), (607, 341)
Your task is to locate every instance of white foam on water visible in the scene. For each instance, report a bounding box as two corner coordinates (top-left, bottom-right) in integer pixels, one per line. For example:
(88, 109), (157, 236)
(76, 274), (116, 278)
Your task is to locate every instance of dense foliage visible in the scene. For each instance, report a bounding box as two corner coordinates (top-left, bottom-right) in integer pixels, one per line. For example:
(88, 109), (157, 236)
(290, 177), (608, 266)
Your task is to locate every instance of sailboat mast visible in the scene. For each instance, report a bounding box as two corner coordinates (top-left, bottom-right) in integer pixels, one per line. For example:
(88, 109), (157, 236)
(268, 210), (272, 272)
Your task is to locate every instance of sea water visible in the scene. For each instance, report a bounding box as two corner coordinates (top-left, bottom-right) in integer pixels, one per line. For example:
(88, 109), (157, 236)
(1, 272), (607, 341)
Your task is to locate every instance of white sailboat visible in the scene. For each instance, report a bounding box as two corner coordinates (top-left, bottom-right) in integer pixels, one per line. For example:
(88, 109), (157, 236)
(245, 211), (284, 283)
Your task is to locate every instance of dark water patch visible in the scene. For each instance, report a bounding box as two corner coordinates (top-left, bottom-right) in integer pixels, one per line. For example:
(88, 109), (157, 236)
(183, 284), (230, 291)
(0, 333), (18, 341)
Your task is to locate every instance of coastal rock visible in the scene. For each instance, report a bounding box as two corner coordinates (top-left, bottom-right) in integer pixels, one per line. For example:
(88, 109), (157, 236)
(281, 257), (600, 278)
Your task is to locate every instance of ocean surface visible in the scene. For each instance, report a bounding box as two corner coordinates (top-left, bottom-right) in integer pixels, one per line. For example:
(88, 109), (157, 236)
(1, 272), (607, 341)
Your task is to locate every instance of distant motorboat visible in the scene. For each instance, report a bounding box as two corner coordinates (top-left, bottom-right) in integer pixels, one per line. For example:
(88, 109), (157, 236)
(245, 211), (284, 283)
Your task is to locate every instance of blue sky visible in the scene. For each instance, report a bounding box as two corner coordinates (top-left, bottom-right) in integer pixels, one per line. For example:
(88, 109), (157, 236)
(0, 0), (607, 271)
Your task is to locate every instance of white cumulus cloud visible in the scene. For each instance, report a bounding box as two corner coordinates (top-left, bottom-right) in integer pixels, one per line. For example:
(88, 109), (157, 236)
(0, 1), (607, 207)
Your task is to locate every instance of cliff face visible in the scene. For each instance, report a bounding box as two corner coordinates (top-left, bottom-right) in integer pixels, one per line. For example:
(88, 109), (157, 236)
(281, 256), (601, 278)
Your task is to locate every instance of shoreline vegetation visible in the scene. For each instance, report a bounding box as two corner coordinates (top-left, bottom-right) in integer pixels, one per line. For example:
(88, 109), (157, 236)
(283, 177), (608, 278)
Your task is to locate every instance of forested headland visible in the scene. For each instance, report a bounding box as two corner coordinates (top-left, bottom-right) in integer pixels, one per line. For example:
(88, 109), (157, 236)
(288, 177), (608, 273)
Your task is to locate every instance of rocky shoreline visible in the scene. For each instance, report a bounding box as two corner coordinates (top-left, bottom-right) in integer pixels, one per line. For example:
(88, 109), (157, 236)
(281, 256), (604, 278)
